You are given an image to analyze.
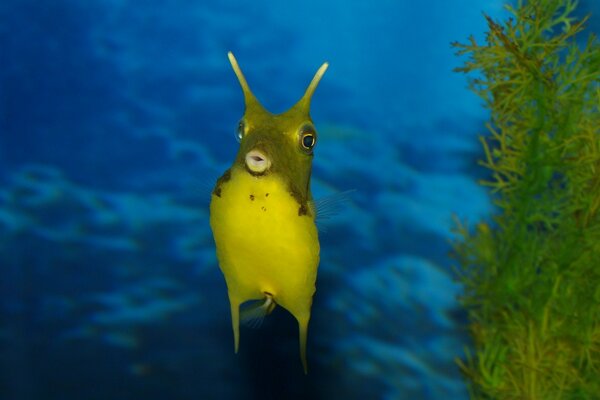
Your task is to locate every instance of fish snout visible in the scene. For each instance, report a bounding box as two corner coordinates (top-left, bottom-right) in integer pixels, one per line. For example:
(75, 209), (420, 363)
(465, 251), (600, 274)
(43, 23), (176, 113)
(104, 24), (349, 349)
(245, 149), (271, 174)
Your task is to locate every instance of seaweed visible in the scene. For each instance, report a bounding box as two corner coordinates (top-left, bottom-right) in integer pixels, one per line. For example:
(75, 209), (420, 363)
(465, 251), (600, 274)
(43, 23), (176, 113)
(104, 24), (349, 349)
(451, 0), (600, 398)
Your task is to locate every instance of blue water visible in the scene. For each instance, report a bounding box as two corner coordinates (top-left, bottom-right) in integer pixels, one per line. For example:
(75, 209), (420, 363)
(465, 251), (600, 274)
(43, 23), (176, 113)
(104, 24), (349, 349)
(1, 1), (598, 399)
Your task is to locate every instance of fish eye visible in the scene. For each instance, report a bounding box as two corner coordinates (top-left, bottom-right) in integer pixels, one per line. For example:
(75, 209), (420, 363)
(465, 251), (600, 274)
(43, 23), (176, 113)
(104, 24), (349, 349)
(300, 127), (317, 152)
(302, 134), (315, 149)
(235, 120), (246, 142)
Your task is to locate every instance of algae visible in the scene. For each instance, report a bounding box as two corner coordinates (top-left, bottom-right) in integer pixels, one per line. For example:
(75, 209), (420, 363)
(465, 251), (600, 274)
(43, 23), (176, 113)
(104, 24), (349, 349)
(451, 0), (600, 398)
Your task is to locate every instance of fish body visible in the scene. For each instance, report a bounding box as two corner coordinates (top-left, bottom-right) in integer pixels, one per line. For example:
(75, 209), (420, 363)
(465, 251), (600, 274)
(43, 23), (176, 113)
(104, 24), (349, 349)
(209, 52), (328, 373)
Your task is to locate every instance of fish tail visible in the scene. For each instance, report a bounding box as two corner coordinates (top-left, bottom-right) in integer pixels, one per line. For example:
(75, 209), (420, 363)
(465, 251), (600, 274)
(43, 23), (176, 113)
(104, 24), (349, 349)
(240, 293), (276, 329)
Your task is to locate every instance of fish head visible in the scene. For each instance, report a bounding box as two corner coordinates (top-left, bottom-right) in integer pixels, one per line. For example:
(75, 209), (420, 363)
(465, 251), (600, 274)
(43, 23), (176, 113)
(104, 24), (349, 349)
(227, 52), (328, 199)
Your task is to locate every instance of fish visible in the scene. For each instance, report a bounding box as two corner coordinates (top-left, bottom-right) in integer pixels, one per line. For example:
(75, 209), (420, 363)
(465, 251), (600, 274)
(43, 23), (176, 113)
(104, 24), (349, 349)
(209, 52), (328, 374)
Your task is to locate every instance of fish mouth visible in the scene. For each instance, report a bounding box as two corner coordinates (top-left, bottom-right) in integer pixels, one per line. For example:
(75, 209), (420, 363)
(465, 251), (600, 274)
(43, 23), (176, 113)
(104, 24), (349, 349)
(245, 149), (271, 174)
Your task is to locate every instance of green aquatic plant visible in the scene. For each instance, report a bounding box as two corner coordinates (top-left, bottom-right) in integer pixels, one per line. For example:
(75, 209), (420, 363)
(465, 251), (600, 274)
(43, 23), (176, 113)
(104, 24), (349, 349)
(451, 0), (600, 398)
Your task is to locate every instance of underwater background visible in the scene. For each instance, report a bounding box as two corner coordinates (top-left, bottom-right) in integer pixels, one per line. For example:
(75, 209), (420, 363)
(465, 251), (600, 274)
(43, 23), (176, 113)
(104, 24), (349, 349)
(1, 1), (599, 399)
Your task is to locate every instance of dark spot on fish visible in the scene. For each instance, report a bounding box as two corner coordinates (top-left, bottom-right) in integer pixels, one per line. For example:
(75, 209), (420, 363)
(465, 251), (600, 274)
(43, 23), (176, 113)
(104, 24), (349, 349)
(249, 194), (255, 201)
(265, 193), (269, 197)
(261, 206), (266, 212)
(289, 186), (310, 217)
(220, 169), (231, 182)
(298, 204), (308, 216)
(212, 169), (231, 197)
(289, 188), (303, 205)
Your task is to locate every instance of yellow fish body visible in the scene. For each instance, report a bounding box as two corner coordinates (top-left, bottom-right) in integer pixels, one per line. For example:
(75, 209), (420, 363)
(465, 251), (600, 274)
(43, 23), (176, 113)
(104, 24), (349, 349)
(210, 52), (328, 373)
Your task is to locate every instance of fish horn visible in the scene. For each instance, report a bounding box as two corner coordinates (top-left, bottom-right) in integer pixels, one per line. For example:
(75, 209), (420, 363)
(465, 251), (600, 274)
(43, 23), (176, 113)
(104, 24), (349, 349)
(228, 52), (267, 114)
(292, 61), (329, 115)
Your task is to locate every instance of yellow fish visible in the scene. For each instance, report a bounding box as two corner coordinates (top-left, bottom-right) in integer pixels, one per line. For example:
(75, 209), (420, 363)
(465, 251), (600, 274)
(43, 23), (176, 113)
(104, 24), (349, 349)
(210, 52), (328, 373)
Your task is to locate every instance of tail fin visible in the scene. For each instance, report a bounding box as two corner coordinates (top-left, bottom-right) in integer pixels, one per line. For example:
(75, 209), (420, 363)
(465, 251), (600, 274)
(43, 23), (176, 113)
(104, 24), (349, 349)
(241, 294), (276, 329)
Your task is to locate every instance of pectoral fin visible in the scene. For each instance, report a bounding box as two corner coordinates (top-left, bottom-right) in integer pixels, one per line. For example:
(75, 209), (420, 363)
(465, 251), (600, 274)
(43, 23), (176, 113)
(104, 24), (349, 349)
(312, 189), (355, 231)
